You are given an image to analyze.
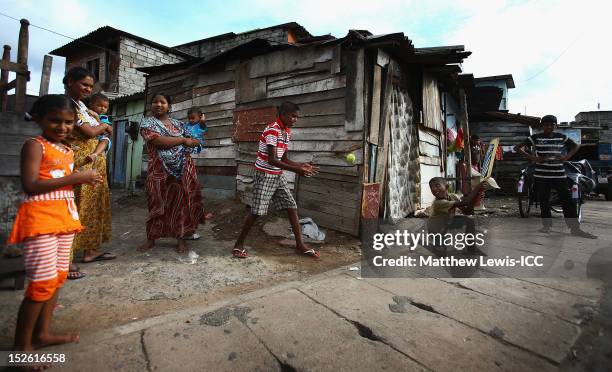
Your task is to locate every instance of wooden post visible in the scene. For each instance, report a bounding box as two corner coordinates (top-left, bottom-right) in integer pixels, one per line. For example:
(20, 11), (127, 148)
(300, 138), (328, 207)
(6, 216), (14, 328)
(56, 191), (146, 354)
(368, 64), (383, 144)
(0, 45), (10, 112)
(459, 88), (472, 180)
(39, 55), (53, 96)
(345, 48), (365, 132)
(375, 61), (394, 208)
(14, 19), (29, 112)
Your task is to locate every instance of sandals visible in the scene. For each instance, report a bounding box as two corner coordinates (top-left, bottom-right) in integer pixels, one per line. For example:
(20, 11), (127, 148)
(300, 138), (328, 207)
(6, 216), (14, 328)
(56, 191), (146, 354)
(232, 248), (248, 258)
(68, 270), (86, 280)
(183, 233), (201, 240)
(231, 247), (320, 259)
(296, 248), (321, 260)
(82, 252), (116, 263)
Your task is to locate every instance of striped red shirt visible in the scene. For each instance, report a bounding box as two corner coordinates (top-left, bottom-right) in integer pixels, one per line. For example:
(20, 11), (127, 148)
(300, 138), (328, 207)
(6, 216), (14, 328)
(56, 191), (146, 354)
(254, 118), (291, 174)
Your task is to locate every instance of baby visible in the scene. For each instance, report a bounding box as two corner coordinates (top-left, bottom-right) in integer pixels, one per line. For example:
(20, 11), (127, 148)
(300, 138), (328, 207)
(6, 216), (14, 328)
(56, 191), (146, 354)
(85, 93), (112, 163)
(185, 107), (208, 154)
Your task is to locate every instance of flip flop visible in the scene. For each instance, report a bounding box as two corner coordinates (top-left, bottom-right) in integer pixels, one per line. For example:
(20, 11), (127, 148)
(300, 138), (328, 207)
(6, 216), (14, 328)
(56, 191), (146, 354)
(68, 271), (86, 280)
(232, 248), (248, 258)
(82, 252), (116, 263)
(183, 233), (201, 240)
(296, 248), (321, 260)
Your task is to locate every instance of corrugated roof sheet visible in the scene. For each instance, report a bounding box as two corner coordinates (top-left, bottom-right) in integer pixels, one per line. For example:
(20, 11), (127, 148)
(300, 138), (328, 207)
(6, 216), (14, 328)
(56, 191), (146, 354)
(49, 26), (193, 59)
(138, 38), (293, 74)
(475, 74), (515, 89)
(471, 111), (541, 126)
(173, 22), (313, 48)
(138, 28), (473, 78)
(110, 90), (145, 104)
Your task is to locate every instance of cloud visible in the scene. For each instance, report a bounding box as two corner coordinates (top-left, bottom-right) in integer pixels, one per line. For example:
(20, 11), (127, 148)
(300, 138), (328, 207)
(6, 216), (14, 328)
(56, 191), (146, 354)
(445, 0), (612, 120)
(0, 0), (112, 96)
(1, 0), (610, 121)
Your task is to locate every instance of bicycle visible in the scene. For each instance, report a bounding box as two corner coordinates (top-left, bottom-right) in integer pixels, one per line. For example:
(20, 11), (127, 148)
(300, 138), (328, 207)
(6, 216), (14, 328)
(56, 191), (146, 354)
(517, 162), (593, 222)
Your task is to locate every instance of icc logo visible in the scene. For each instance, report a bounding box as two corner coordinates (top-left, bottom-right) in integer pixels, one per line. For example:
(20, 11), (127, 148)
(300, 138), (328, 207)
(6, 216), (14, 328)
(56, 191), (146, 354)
(521, 256), (543, 267)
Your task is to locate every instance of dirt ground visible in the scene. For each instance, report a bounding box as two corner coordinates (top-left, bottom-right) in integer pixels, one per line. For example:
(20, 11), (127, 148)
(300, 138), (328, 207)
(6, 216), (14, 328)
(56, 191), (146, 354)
(2, 190), (603, 349)
(0, 191), (361, 349)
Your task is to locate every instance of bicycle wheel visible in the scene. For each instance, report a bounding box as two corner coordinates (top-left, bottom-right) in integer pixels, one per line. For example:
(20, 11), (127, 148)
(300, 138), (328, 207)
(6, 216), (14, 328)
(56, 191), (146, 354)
(518, 184), (532, 218)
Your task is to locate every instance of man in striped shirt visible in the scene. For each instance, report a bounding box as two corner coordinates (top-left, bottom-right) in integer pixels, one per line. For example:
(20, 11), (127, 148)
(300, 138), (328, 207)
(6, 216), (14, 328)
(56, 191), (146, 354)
(515, 115), (595, 238)
(233, 102), (321, 258)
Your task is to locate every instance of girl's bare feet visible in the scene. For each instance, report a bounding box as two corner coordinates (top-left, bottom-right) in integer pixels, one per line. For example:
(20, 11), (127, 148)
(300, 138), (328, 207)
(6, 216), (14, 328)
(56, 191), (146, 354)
(137, 240), (155, 252)
(33, 333), (79, 348)
(176, 239), (187, 254)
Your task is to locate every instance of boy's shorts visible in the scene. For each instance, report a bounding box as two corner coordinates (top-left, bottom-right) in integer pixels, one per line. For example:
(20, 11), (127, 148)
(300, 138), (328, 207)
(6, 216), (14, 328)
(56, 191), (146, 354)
(251, 171), (297, 216)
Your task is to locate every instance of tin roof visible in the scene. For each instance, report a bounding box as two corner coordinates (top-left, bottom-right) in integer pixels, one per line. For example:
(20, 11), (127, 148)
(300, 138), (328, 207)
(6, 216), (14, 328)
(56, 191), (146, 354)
(173, 22), (313, 49)
(138, 28), (473, 78)
(474, 74), (515, 89)
(49, 26), (193, 59)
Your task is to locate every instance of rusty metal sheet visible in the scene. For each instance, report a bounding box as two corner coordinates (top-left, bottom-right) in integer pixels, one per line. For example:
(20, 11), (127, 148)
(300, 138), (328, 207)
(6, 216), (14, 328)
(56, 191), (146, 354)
(233, 106), (277, 142)
(361, 183), (380, 219)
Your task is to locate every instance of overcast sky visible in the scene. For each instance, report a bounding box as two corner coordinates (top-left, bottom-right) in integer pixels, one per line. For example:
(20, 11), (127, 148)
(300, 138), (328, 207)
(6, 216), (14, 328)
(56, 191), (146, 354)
(0, 0), (609, 121)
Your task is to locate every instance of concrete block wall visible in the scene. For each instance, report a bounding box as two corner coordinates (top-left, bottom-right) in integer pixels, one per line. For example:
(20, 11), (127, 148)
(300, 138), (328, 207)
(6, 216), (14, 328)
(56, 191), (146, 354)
(66, 50), (108, 86)
(176, 28), (288, 58)
(117, 37), (185, 96)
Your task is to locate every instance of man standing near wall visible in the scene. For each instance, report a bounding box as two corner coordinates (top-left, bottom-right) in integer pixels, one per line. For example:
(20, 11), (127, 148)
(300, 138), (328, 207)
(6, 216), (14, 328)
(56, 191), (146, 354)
(515, 115), (596, 238)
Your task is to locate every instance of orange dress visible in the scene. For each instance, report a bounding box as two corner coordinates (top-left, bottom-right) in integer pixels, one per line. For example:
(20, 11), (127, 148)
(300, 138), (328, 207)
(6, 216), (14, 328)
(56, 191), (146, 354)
(9, 137), (83, 244)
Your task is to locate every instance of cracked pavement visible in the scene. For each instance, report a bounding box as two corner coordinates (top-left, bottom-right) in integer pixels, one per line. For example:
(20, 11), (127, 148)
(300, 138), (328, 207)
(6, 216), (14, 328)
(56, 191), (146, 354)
(8, 202), (612, 371)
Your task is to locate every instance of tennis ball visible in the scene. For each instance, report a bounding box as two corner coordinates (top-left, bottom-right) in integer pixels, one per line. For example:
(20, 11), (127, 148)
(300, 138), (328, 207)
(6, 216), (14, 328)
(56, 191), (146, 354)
(346, 153), (356, 164)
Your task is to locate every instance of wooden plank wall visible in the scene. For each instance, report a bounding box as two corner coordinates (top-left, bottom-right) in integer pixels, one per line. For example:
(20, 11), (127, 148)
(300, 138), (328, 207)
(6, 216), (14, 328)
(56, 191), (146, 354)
(233, 44), (363, 235)
(422, 72), (443, 132)
(471, 120), (530, 194)
(144, 63), (238, 198)
(0, 112), (39, 176)
(419, 72), (443, 207)
(144, 44), (364, 235)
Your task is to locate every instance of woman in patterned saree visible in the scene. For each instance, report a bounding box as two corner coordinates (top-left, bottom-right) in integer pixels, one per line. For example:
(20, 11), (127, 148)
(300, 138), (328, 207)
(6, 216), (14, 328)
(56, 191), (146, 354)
(64, 67), (115, 268)
(138, 94), (204, 253)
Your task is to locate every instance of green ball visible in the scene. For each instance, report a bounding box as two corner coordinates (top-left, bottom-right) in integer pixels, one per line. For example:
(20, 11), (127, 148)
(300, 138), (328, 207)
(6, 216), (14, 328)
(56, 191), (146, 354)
(346, 153), (356, 164)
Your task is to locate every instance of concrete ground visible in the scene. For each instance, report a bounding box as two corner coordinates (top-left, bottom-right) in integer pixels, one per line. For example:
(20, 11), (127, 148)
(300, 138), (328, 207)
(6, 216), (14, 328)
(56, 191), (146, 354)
(0, 191), (361, 350)
(1, 196), (611, 371)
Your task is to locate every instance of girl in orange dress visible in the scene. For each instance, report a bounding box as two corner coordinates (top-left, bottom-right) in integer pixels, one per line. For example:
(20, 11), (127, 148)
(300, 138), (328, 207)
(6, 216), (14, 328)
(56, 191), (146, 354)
(9, 95), (102, 354)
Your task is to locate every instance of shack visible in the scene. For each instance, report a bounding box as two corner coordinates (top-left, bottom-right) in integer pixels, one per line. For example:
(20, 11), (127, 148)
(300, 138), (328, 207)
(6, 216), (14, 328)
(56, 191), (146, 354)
(470, 112), (540, 193)
(139, 27), (472, 236)
(466, 74), (541, 193)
